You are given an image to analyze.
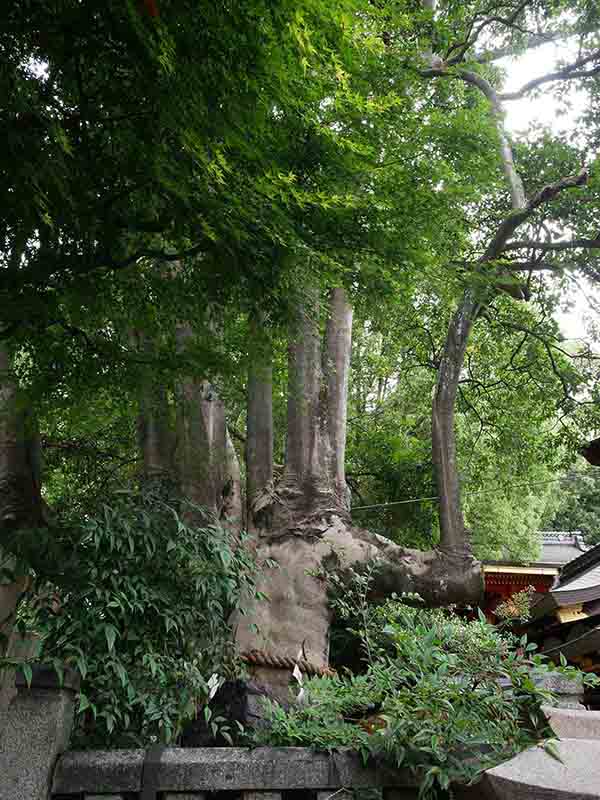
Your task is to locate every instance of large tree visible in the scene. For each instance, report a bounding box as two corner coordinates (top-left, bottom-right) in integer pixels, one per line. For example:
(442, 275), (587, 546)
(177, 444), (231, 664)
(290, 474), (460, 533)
(2, 0), (600, 695)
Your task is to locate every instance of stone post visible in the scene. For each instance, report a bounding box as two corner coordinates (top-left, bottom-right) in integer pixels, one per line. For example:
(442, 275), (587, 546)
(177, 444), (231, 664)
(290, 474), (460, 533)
(0, 663), (80, 800)
(536, 671), (584, 709)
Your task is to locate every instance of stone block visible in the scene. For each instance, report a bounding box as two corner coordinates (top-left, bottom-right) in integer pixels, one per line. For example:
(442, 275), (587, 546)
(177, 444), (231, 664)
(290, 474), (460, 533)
(544, 705), (600, 739)
(535, 671), (584, 709)
(244, 792), (282, 800)
(0, 664), (79, 800)
(163, 795), (207, 799)
(483, 737), (600, 799)
(84, 795), (125, 799)
(52, 750), (145, 794)
(150, 747), (417, 792)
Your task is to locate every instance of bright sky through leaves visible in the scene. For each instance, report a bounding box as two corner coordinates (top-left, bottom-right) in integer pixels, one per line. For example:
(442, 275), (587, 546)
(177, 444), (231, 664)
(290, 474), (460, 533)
(503, 42), (598, 341)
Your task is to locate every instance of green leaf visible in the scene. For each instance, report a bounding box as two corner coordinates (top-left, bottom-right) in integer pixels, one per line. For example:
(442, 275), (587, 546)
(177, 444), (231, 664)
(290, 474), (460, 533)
(21, 663), (32, 688)
(543, 740), (564, 764)
(104, 624), (118, 653)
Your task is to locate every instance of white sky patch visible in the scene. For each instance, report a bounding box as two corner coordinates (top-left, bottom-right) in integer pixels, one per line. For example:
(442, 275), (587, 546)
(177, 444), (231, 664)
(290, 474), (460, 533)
(501, 42), (589, 136)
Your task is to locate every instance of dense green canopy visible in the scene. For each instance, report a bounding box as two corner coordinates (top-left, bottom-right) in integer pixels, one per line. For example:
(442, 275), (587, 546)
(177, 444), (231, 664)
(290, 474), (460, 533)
(3, 0), (600, 555)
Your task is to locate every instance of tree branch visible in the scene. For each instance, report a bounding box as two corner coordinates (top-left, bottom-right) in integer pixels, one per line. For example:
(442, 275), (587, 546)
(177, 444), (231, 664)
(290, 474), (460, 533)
(422, 66), (526, 209)
(502, 234), (600, 253)
(499, 49), (600, 100)
(472, 31), (565, 64)
(481, 169), (589, 261)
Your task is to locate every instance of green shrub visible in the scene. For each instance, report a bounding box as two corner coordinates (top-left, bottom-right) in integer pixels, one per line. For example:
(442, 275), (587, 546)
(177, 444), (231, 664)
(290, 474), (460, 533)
(6, 488), (258, 747)
(257, 569), (593, 799)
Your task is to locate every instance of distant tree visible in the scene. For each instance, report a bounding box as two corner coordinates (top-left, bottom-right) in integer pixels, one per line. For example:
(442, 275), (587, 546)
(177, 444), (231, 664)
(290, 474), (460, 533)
(541, 460), (600, 545)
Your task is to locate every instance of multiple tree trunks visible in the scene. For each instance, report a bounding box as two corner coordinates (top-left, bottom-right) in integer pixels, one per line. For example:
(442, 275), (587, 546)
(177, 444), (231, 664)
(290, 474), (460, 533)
(270, 287), (354, 527)
(133, 324), (243, 529)
(235, 286), (482, 678)
(1, 280), (483, 693)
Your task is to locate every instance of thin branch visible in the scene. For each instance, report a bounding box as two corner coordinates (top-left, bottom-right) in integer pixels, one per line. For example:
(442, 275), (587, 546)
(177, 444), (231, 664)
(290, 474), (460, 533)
(472, 31), (565, 64)
(499, 50), (600, 100)
(483, 315), (580, 401)
(422, 66), (526, 208)
(501, 260), (566, 273)
(502, 235), (600, 253)
(481, 169), (589, 261)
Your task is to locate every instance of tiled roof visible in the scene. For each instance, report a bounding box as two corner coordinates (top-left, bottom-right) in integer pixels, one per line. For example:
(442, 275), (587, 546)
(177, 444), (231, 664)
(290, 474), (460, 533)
(531, 540), (600, 617)
(539, 531), (588, 565)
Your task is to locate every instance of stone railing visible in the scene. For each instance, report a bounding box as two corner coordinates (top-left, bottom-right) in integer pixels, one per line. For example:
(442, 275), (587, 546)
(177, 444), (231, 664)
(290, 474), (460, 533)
(51, 746), (420, 799)
(3, 663), (600, 800)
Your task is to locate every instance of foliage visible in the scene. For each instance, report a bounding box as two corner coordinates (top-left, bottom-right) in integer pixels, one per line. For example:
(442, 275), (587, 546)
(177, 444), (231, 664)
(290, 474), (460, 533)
(4, 0), (600, 558)
(347, 295), (590, 558)
(258, 570), (594, 799)
(2, 3), (600, 756)
(541, 459), (600, 545)
(4, 489), (258, 747)
(494, 585), (536, 624)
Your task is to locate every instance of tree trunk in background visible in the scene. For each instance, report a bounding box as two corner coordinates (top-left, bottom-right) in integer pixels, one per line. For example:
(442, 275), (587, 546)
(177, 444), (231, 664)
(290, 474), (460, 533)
(246, 318), (274, 530)
(283, 287), (326, 500)
(432, 289), (480, 551)
(0, 345), (43, 664)
(132, 331), (175, 481)
(175, 323), (228, 518)
(134, 323), (241, 531)
(0, 346), (43, 535)
(324, 288), (353, 510)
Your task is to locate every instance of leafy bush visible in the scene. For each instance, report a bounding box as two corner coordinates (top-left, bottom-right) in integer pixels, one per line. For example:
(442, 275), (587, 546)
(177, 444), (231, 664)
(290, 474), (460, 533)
(6, 488), (258, 747)
(258, 569), (592, 799)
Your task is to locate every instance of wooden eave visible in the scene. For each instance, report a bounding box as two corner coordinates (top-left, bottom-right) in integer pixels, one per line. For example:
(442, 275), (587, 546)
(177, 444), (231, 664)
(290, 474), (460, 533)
(483, 564), (558, 576)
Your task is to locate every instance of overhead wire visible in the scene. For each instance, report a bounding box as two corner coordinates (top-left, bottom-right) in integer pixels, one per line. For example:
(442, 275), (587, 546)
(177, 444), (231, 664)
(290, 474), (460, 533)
(351, 470), (597, 511)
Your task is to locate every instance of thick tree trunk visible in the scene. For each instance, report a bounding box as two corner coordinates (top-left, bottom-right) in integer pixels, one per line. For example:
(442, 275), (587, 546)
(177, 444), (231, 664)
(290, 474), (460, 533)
(324, 288), (353, 510)
(246, 319), (274, 528)
(234, 288), (483, 700)
(284, 289), (325, 494)
(432, 289), (480, 551)
(175, 324), (228, 517)
(0, 346), (43, 534)
(174, 320), (241, 525)
(133, 331), (175, 481)
(0, 345), (43, 670)
(134, 319), (241, 530)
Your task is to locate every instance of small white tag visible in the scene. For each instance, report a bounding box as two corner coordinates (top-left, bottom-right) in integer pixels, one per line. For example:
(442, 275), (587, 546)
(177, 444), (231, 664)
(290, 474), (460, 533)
(292, 663), (303, 684)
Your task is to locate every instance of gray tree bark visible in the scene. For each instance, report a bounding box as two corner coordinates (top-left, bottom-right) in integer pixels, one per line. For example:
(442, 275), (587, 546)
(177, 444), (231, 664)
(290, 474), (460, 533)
(175, 323), (228, 517)
(432, 290), (480, 551)
(234, 288), (482, 691)
(134, 322), (241, 529)
(0, 345), (43, 534)
(284, 288), (324, 495)
(246, 317), (274, 528)
(132, 331), (175, 481)
(324, 288), (353, 510)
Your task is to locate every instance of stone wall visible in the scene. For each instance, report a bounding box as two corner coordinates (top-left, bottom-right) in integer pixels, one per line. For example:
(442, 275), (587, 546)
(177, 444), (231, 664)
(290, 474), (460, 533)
(3, 663), (600, 800)
(0, 664), (80, 800)
(51, 747), (420, 799)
